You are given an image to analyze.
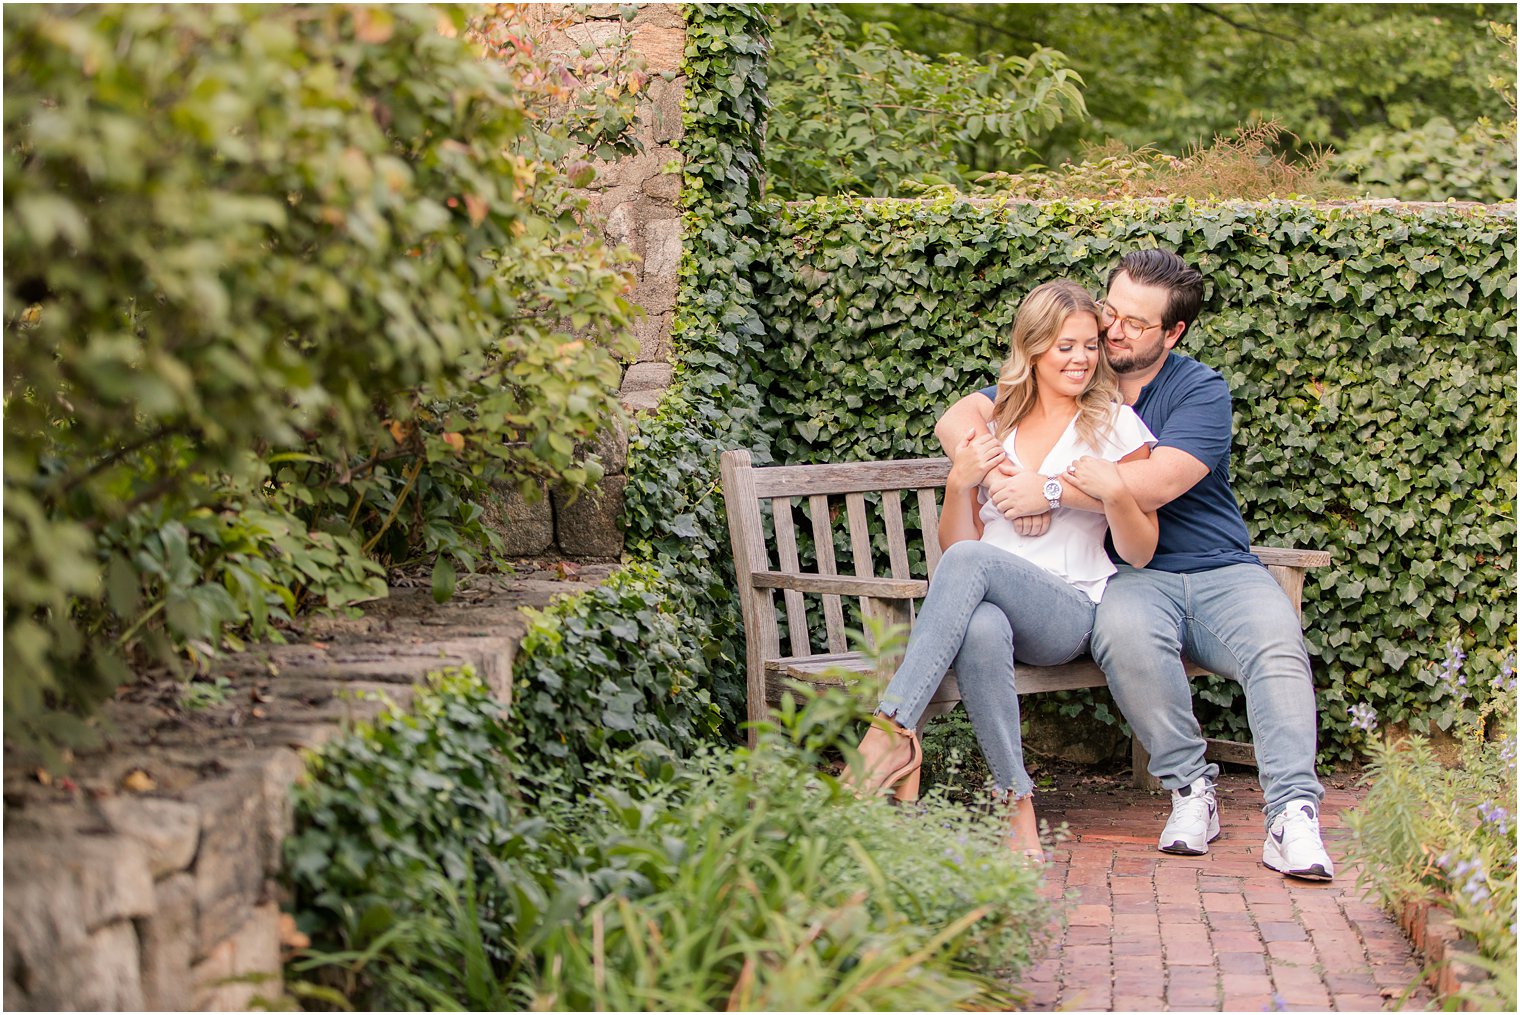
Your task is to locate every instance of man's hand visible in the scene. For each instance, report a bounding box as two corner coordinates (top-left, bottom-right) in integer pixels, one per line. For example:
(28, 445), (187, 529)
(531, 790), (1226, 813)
(948, 429), (1005, 491)
(984, 462), (1051, 523)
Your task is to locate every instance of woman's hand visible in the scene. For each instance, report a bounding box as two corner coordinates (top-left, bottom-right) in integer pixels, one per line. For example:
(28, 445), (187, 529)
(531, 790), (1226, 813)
(1064, 455), (1126, 502)
(947, 429), (1004, 492)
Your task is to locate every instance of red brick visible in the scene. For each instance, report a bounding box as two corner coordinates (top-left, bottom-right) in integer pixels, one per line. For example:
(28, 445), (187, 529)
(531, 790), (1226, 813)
(1267, 939), (1317, 963)
(1259, 920), (1310, 942)
(1067, 903), (1112, 927)
(1216, 950), (1268, 975)
(1060, 944), (1111, 971)
(1202, 891), (1248, 912)
(1210, 929), (1268, 952)
(1064, 924), (1110, 946)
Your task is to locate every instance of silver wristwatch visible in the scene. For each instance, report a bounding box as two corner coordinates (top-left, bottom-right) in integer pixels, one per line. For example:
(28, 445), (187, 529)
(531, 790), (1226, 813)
(1042, 475), (1063, 511)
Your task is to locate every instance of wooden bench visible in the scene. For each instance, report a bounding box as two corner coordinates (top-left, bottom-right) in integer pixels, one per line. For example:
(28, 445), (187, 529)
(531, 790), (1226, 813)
(719, 449), (1331, 788)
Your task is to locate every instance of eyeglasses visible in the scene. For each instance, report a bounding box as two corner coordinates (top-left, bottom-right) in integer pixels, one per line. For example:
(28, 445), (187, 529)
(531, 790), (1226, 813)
(1096, 300), (1164, 341)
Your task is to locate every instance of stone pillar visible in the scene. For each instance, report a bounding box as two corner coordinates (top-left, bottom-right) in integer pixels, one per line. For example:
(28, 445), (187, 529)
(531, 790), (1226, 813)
(512, 3), (687, 560)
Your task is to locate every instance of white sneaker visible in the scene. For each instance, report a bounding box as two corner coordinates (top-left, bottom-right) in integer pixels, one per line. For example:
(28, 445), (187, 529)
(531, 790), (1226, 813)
(1263, 799), (1335, 881)
(1159, 776), (1220, 855)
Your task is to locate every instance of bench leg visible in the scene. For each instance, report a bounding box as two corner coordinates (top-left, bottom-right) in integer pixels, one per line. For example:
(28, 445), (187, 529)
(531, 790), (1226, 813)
(1131, 735), (1161, 792)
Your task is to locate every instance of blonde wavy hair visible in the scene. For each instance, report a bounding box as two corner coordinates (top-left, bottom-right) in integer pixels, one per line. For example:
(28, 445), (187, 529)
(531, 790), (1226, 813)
(991, 279), (1120, 448)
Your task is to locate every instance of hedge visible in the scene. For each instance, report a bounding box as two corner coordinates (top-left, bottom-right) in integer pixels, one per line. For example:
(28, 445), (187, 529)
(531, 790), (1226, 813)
(750, 194), (1516, 762)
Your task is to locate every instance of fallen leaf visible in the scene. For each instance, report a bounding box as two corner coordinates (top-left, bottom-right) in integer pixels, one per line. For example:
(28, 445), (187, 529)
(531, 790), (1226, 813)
(442, 431), (465, 453)
(279, 912), (312, 951)
(33, 767), (52, 786)
(121, 769), (155, 793)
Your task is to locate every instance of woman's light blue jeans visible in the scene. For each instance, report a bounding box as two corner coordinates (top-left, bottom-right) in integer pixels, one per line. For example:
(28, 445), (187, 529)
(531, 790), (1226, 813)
(876, 540), (1096, 798)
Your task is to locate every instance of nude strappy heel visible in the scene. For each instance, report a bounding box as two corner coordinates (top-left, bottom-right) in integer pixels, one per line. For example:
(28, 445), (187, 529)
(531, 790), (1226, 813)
(845, 718), (924, 802)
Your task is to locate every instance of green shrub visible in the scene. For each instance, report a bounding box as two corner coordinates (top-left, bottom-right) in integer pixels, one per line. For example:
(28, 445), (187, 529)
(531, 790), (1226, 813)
(751, 194), (1515, 763)
(1342, 647), (1516, 1010)
(287, 671), (1049, 1011)
(765, 3), (1085, 199)
(3, 4), (636, 749)
(508, 562), (723, 788)
(1335, 116), (1518, 203)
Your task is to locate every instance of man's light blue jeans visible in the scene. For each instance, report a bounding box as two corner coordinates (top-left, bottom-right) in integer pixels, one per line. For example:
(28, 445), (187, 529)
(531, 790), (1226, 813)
(1090, 562), (1325, 825)
(876, 540), (1096, 799)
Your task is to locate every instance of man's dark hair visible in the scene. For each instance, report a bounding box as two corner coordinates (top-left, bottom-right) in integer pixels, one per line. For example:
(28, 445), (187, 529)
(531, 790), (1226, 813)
(1107, 248), (1205, 333)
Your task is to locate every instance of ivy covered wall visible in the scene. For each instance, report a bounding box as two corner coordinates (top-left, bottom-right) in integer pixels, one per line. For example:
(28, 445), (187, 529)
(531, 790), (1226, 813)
(751, 195), (1516, 760)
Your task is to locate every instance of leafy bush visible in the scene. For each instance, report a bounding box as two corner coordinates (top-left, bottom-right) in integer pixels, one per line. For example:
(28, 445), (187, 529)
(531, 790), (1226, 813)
(508, 563), (723, 788)
(3, 5), (636, 748)
(765, 3), (1085, 200)
(751, 193), (1515, 762)
(1342, 647), (1517, 1010)
(287, 670), (1049, 1011)
(1334, 116), (1518, 203)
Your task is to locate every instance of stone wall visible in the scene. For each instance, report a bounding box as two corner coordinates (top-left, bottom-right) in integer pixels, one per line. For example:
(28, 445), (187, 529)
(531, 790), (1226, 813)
(490, 3), (686, 562)
(2, 570), (612, 1011)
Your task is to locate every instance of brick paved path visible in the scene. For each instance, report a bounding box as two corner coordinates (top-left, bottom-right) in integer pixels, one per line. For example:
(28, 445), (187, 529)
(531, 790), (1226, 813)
(1017, 769), (1434, 1012)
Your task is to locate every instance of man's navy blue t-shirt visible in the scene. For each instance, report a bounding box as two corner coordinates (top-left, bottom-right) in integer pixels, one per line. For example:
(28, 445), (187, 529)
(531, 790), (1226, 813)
(977, 352), (1258, 573)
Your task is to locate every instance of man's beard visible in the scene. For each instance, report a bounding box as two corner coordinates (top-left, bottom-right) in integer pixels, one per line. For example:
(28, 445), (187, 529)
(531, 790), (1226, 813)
(1109, 338), (1167, 375)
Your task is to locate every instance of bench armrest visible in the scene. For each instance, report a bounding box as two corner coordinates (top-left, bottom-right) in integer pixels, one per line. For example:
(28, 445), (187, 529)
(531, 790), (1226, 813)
(750, 571), (928, 599)
(1250, 546), (1332, 568)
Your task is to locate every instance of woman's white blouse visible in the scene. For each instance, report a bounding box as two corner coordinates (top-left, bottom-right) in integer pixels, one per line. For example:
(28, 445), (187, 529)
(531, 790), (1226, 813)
(977, 403), (1156, 603)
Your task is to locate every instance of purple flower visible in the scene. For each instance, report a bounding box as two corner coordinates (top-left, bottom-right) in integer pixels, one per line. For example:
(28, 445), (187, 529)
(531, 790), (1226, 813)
(1436, 638), (1468, 700)
(1348, 701), (1379, 733)
(1437, 853), (1493, 907)
(1477, 802), (1512, 836)
(1492, 653), (1516, 695)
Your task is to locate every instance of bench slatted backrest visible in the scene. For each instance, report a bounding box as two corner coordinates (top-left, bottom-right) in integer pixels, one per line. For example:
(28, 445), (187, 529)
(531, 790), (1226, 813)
(721, 451), (951, 670)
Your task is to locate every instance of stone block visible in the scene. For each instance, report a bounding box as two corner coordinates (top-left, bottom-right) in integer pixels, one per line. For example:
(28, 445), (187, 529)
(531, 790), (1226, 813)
(258, 748), (308, 877)
(557, 20), (629, 55)
(641, 218), (682, 279)
(630, 278), (676, 315)
(139, 873), (196, 1011)
(3, 831), (154, 944)
(98, 796), (202, 879)
(482, 479), (556, 556)
(184, 764), (267, 957)
(5, 920), (145, 1011)
(602, 195), (639, 248)
(634, 311), (674, 362)
(633, 3), (685, 30)
(621, 361), (674, 393)
(590, 146), (681, 195)
(554, 476), (627, 559)
(633, 22), (685, 70)
(576, 416), (629, 476)
(643, 76), (686, 144)
(641, 168), (681, 203)
(620, 388), (665, 415)
(192, 902), (282, 1011)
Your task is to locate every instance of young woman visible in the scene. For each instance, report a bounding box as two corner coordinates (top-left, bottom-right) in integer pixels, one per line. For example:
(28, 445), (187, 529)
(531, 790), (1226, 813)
(844, 279), (1158, 860)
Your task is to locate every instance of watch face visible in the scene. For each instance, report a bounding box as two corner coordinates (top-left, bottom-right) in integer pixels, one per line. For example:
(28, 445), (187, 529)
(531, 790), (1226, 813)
(1043, 478), (1062, 499)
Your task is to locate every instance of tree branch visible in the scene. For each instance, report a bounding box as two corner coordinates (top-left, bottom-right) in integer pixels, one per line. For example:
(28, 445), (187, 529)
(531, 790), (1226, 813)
(908, 6), (1043, 51)
(1189, 3), (1296, 43)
